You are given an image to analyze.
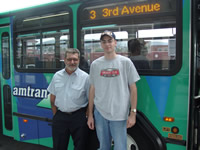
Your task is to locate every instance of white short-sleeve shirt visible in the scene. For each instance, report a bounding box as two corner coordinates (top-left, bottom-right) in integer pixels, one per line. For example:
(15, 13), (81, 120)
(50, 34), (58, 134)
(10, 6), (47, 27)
(47, 68), (89, 112)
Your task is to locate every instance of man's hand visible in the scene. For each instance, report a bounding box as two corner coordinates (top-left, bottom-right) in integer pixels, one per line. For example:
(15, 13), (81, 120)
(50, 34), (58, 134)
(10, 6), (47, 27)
(127, 112), (136, 128)
(87, 115), (95, 130)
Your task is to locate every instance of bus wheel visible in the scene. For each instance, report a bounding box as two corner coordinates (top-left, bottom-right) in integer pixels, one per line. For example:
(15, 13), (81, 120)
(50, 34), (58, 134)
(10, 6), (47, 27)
(127, 111), (167, 150)
(127, 134), (139, 150)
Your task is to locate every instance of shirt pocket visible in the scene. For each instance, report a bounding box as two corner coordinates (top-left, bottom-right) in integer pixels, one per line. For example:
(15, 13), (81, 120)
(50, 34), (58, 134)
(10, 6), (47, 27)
(71, 82), (86, 105)
(55, 83), (64, 94)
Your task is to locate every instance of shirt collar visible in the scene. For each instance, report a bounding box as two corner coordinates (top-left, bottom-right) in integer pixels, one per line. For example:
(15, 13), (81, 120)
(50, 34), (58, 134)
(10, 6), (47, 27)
(74, 68), (80, 76)
(63, 67), (80, 76)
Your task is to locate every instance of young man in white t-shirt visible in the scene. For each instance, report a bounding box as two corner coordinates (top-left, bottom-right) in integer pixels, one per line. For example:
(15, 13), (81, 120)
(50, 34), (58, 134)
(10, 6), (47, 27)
(87, 30), (140, 150)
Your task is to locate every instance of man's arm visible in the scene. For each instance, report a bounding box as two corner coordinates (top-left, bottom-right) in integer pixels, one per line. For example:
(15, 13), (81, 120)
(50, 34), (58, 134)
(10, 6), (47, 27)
(87, 85), (95, 130)
(50, 94), (57, 115)
(127, 83), (137, 128)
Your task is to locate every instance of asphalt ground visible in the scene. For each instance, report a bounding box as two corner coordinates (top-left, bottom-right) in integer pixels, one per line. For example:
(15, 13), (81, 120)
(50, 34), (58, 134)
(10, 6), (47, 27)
(0, 130), (99, 150)
(0, 134), (53, 150)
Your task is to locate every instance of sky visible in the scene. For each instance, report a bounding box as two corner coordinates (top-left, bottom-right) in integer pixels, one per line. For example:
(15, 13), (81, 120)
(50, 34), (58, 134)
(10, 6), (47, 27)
(0, 0), (58, 13)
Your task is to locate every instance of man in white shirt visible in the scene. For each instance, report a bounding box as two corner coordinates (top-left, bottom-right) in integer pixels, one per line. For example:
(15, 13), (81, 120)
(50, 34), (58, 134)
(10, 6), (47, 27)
(47, 48), (89, 150)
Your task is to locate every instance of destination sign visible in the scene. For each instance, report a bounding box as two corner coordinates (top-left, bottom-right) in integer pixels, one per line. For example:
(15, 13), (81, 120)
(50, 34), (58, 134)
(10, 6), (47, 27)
(81, 1), (176, 21)
(89, 3), (160, 20)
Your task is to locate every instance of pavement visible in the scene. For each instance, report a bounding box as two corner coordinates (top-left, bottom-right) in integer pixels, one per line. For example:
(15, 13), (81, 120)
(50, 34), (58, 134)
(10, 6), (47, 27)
(0, 134), (52, 150)
(0, 130), (99, 150)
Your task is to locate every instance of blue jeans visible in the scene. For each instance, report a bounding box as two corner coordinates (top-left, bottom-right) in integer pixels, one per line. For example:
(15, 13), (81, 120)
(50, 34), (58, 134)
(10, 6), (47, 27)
(94, 108), (127, 150)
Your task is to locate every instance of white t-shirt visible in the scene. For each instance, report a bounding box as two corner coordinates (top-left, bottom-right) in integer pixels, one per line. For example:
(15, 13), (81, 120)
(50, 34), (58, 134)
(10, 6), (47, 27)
(90, 55), (140, 121)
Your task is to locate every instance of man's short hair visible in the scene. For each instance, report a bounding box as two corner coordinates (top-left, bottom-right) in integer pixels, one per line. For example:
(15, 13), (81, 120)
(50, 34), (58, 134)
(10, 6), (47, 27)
(65, 48), (80, 58)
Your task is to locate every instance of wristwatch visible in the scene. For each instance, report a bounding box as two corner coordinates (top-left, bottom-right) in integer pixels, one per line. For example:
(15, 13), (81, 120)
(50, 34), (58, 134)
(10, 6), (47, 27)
(131, 108), (137, 113)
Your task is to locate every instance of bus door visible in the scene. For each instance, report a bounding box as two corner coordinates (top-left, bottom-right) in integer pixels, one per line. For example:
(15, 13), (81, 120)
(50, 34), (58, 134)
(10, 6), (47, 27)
(194, 12), (200, 149)
(190, 1), (200, 149)
(194, 46), (200, 149)
(191, 33), (200, 150)
(0, 25), (13, 136)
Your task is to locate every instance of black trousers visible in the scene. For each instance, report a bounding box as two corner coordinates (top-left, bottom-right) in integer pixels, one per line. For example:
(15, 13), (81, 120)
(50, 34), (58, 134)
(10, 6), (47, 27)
(52, 108), (89, 150)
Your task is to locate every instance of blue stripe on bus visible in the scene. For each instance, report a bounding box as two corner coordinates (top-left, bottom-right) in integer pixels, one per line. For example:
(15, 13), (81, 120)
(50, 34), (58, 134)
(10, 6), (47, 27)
(146, 76), (171, 118)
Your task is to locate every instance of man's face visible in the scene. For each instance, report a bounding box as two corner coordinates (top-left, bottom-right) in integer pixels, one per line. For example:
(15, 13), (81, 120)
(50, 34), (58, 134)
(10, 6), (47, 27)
(64, 53), (79, 73)
(101, 36), (117, 54)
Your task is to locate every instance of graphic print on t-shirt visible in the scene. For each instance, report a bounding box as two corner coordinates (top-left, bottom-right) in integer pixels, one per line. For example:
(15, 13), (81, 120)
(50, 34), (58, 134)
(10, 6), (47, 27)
(100, 68), (120, 77)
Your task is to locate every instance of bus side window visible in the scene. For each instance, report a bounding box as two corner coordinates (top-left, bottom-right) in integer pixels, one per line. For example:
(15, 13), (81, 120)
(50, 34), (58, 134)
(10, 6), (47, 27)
(14, 10), (71, 72)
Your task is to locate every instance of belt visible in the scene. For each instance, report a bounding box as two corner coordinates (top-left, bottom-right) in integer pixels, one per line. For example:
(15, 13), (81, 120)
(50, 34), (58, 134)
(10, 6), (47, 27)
(59, 107), (86, 115)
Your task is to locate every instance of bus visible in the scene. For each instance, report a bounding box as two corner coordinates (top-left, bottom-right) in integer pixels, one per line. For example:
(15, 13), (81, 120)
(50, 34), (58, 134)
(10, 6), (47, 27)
(0, 0), (199, 149)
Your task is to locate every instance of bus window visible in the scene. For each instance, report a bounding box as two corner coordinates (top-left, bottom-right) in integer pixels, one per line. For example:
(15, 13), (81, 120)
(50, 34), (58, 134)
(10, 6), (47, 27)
(14, 10), (71, 72)
(3, 85), (12, 130)
(16, 30), (69, 69)
(1, 32), (10, 79)
(79, 0), (181, 75)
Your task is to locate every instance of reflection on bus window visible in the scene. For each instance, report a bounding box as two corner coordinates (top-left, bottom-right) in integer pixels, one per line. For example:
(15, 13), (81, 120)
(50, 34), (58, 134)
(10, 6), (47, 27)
(81, 24), (176, 72)
(83, 31), (128, 65)
(128, 39), (150, 70)
(16, 30), (69, 69)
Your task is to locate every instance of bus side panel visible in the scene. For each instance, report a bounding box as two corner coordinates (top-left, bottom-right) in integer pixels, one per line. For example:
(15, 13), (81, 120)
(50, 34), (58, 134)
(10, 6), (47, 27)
(13, 72), (53, 147)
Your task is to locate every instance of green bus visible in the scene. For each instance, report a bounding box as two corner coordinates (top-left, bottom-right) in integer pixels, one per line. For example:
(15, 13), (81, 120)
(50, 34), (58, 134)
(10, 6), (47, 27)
(0, 0), (199, 149)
